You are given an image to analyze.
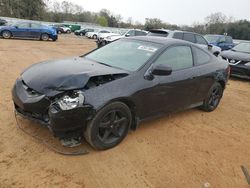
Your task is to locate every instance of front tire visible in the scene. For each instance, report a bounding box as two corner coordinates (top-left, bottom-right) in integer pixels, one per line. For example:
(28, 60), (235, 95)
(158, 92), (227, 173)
(200, 82), (223, 112)
(40, 33), (49, 41)
(2, 30), (12, 39)
(84, 102), (132, 150)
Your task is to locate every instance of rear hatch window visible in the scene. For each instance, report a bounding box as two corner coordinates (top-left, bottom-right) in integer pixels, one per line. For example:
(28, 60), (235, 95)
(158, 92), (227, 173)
(148, 30), (169, 37)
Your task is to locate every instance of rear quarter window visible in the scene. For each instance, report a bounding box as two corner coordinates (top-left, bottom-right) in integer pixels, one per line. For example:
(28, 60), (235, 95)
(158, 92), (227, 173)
(195, 35), (208, 45)
(193, 46), (211, 66)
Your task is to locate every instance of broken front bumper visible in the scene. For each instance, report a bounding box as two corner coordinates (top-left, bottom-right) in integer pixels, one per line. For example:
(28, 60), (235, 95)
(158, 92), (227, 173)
(12, 79), (94, 138)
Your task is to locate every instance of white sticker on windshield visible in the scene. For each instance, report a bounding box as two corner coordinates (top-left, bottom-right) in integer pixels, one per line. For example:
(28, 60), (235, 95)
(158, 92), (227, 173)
(137, 46), (158, 52)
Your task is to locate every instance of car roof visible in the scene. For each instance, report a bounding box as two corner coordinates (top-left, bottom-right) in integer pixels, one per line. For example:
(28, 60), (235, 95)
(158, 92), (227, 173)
(149, 29), (203, 35)
(124, 36), (193, 45)
(205, 34), (232, 38)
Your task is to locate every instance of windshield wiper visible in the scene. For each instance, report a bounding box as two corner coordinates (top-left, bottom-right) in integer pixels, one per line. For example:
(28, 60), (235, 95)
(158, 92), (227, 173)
(96, 61), (113, 67)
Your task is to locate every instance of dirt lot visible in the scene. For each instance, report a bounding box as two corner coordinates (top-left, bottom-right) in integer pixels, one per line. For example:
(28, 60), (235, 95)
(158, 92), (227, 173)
(0, 35), (250, 188)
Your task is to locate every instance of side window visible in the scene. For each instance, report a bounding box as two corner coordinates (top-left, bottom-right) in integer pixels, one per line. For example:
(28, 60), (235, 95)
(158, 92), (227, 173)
(127, 30), (135, 36)
(195, 35), (208, 45)
(173, 32), (183, 40)
(154, 46), (193, 71)
(183, 33), (196, 43)
(225, 36), (232, 43)
(31, 23), (41, 29)
(17, 23), (30, 29)
(135, 31), (147, 36)
(193, 47), (211, 65)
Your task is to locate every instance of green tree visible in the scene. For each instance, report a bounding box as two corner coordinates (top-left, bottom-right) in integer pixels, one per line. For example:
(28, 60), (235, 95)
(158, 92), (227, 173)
(97, 16), (108, 27)
(0, 0), (46, 20)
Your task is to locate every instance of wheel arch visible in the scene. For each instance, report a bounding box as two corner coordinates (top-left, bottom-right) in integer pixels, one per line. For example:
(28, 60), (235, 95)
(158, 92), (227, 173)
(98, 97), (138, 131)
(217, 79), (226, 89)
(1, 30), (12, 36)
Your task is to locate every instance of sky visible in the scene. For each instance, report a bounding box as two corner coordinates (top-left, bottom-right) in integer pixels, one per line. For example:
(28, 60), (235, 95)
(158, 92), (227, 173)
(56, 0), (250, 25)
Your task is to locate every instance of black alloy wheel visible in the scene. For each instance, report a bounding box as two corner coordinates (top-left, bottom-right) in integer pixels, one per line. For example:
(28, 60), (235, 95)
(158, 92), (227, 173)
(201, 82), (223, 112)
(84, 102), (132, 150)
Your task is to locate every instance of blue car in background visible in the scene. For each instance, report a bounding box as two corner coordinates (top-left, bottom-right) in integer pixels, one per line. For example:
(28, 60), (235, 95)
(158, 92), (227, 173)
(204, 34), (234, 51)
(0, 22), (57, 41)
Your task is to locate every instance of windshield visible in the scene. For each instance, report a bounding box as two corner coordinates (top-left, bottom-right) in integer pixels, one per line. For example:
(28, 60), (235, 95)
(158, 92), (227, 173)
(148, 31), (169, 37)
(232, 43), (250, 53)
(204, 35), (220, 43)
(85, 39), (162, 71)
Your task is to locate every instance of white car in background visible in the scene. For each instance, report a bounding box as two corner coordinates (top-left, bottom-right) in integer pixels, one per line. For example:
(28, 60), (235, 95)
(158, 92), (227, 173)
(60, 26), (71, 33)
(96, 29), (148, 47)
(86, 30), (111, 39)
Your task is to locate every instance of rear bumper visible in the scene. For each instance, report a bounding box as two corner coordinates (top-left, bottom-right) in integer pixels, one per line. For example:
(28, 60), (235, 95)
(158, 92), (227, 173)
(230, 64), (250, 79)
(12, 79), (95, 138)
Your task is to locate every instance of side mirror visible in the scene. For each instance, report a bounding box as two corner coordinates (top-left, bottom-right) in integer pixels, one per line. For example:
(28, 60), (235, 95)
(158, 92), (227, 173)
(125, 33), (130, 37)
(15, 26), (18, 29)
(152, 64), (172, 76)
(208, 44), (213, 50)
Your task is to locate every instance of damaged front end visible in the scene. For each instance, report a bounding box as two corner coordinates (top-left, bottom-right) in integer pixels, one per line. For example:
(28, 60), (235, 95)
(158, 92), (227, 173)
(13, 75), (128, 142)
(12, 57), (129, 146)
(12, 79), (95, 139)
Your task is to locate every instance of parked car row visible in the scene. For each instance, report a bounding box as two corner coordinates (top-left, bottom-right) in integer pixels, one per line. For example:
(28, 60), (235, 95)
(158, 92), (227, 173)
(79, 26), (249, 79)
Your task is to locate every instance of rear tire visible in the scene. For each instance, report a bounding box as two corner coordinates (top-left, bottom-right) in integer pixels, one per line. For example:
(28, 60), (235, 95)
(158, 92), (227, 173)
(84, 102), (132, 150)
(2, 30), (12, 39)
(93, 35), (97, 39)
(66, 30), (71, 34)
(200, 82), (223, 112)
(40, 33), (49, 41)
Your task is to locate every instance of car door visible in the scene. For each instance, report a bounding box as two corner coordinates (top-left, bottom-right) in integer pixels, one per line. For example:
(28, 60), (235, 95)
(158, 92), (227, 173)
(30, 23), (42, 39)
(12, 23), (31, 38)
(141, 45), (199, 116)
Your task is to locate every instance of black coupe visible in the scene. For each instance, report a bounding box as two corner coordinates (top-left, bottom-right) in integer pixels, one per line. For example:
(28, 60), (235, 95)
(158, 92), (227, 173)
(12, 37), (230, 150)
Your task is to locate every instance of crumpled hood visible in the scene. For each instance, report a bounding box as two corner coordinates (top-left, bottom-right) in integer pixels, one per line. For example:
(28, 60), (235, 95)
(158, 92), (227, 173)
(21, 57), (128, 96)
(221, 50), (250, 62)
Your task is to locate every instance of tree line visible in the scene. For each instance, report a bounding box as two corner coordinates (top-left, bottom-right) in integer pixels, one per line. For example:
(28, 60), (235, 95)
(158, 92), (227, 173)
(0, 0), (250, 40)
